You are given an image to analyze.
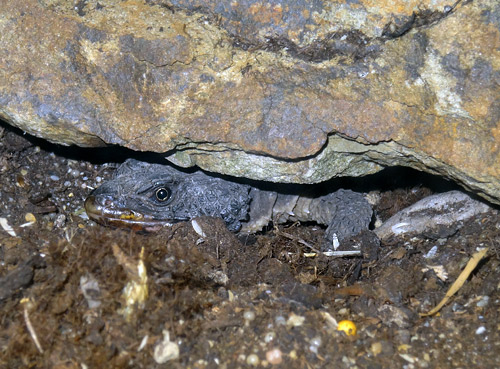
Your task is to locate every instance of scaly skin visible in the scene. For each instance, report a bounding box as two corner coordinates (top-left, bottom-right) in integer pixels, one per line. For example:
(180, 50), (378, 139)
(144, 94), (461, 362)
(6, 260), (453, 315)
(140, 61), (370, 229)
(85, 159), (373, 242)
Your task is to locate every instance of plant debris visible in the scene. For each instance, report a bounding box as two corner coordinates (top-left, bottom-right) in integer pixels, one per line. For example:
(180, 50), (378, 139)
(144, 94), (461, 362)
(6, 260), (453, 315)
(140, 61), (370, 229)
(420, 247), (489, 317)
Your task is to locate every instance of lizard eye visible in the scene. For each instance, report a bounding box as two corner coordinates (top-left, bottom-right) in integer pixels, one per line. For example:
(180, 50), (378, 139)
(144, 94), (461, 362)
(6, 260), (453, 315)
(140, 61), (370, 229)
(155, 187), (171, 202)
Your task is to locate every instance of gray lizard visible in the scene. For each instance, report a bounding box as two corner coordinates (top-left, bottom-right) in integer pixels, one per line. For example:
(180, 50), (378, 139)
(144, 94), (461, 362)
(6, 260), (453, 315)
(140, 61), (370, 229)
(85, 159), (373, 244)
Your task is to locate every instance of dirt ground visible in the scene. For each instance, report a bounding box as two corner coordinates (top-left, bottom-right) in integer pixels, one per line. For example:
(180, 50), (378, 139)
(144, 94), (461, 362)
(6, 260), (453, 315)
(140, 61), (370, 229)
(0, 121), (499, 369)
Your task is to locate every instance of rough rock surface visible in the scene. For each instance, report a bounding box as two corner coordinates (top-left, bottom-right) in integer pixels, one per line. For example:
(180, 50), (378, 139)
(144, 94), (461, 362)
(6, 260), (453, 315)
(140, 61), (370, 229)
(0, 0), (499, 203)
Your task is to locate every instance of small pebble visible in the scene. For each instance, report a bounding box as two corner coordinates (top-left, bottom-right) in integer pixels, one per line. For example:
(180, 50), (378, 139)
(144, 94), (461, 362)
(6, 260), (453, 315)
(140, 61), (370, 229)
(371, 341), (382, 356)
(217, 287), (229, 299)
(395, 330), (411, 345)
(338, 308), (348, 315)
(475, 326), (486, 335)
(451, 303), (465, 313)
(25, 213), (36, 223)
(476, 296), (489, 308)
(246, 354), (260, 366)
(275, 315), (286, 326)
(424, 245), (438, 259)
(264, 332), (276, 343)
(400, 354), (417, 363)
(80, 274), (102, 309)
(309, 336), (322, 354)
(286, 313), (305, 327)
(50, 175), (60, 181)
(54, 214), (66, 228)
(153, 330), (179, 363)
(266, 348), (283, 365)
(243, 310), (256, 323)
(310, 336), (322, 347)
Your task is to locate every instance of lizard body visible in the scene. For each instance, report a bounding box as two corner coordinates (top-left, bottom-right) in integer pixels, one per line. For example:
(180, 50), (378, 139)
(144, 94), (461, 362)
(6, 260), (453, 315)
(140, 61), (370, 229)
(85, 159), (373, 243)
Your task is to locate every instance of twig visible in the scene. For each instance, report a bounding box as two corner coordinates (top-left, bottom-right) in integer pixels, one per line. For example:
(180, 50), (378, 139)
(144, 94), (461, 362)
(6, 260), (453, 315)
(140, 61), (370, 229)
(274, 228), (322, 253)
(21, 298), (44, 353)
(303, 250), (362, 258)
(276, 227), (362, 257)
(420, 247), (489, 317)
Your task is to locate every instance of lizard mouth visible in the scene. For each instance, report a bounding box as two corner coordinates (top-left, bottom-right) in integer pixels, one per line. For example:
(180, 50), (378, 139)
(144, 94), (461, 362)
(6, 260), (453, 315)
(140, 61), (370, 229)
(84, 195), (175, 232)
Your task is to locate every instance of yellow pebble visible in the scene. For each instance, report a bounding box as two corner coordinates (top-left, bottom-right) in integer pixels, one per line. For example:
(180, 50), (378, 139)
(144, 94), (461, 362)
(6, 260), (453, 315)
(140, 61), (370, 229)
(25, 213), (36, 223)
(337, 320), (357, 336)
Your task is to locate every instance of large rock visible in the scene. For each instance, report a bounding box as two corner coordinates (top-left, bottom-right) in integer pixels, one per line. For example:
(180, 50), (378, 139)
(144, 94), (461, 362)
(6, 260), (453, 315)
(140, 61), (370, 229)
(0, 0), (499, 203)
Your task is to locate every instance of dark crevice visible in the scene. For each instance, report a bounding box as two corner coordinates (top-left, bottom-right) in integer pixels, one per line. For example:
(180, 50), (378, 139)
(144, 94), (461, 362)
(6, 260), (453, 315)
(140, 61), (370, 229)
(0, 119), (135, 165)
(263, 31), (376, 63)
(145, 0), (463, 63)
(253, 3), (461, 63)
(381, 0), (462, 38)
(226, 27), (381, 64)
(0, 117), (460, 195)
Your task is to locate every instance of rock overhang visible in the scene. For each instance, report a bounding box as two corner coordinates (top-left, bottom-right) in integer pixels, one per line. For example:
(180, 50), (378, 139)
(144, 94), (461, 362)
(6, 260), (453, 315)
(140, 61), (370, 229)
(0, 0), (498, 204)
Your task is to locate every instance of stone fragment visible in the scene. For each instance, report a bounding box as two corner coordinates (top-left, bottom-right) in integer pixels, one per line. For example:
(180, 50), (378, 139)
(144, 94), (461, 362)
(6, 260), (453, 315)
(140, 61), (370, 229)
(374, 191), (492, 241)
(377, 305), (415, 329)
(153, 330), (179, 364)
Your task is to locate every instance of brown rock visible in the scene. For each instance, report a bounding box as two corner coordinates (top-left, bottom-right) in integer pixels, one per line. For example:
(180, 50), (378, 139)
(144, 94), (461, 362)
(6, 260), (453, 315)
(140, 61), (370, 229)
(0, 0), (498, 203)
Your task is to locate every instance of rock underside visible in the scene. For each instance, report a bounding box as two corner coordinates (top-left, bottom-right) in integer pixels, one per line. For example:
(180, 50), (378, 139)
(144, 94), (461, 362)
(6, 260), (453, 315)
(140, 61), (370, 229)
(0, 0), (498, 203)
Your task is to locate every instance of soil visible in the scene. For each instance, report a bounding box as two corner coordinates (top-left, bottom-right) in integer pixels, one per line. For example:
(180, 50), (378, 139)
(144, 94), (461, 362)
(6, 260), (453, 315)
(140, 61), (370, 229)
(0, 121), (499, 369)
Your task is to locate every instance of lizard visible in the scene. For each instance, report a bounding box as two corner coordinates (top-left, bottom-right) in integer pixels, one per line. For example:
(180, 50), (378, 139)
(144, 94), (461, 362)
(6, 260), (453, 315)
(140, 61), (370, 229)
(84, 159), (373, 245)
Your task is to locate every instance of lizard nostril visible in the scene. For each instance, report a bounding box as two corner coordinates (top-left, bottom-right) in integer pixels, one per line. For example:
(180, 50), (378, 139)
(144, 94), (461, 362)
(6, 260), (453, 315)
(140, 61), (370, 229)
(95, 195), (115, 207)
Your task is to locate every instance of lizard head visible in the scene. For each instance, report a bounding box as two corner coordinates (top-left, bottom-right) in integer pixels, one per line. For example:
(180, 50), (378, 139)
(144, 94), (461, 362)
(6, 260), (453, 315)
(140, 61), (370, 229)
(85, 159), (251, 232)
